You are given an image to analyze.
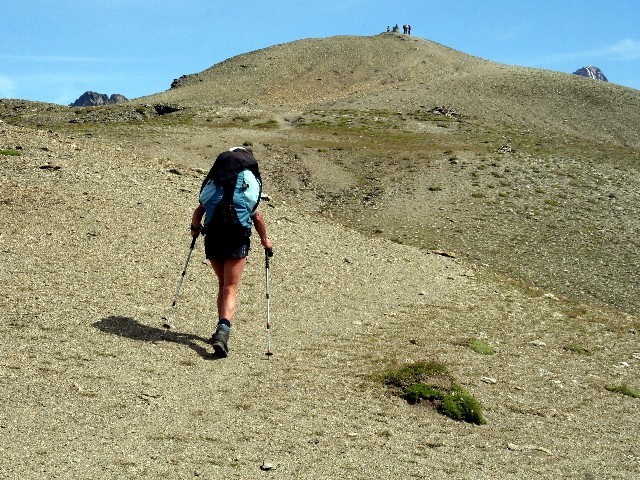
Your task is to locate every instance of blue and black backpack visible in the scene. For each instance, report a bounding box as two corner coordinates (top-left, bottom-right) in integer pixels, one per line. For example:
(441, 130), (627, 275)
(199, 147), (262, 237)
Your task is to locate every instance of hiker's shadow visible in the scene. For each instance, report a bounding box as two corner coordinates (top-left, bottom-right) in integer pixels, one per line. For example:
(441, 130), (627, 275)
(94, 316), (218, 360)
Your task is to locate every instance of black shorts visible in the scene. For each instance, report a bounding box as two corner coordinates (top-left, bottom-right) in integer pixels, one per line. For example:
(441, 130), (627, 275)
(204, 232), (251, 264)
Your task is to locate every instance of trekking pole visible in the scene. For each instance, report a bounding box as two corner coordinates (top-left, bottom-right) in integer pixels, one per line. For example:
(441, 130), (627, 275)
(162, 235), (198, 329)
(264, 248), (274, 357)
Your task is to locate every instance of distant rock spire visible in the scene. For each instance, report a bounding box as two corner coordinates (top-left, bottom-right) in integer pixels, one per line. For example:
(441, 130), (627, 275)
(572, 66), (608, 82)
(70, 91), (128, 107)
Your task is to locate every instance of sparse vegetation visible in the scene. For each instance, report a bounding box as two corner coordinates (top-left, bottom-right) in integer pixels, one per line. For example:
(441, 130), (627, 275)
(254, 119), (279, 129)
(1, 149), (21, 156)
(468, 338), (495, 355)
(564, 342), (592, 356)
(606, 384), (639, 398)
(383, 361), (486, 425)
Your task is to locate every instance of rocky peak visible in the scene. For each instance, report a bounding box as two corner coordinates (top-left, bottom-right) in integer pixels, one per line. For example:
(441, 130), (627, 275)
(70, 91), (128, 107)
(572, 66), (608, 82)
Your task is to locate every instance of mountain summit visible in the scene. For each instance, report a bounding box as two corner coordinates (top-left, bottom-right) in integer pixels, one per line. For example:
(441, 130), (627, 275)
(145, 34), (638, 151)
(572, 65), (608, 81)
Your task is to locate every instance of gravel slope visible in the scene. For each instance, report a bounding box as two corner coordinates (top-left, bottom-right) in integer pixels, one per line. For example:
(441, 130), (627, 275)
(1, 120), (639, 479)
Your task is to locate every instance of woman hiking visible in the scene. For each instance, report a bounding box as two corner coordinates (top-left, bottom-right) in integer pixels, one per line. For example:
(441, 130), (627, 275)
(190, 147), (272, 357)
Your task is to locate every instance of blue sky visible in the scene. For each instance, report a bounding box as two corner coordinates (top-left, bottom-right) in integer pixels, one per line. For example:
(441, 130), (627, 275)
(1, 0), (638, 105)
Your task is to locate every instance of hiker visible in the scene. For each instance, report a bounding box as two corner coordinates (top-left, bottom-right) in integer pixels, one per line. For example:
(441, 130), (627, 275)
(403, 25), (408, 34)
(407, 25), (412, 35)
(190, 146), (273, 357)
(387, 26), (390, 32)
(392, 24), (399, 33)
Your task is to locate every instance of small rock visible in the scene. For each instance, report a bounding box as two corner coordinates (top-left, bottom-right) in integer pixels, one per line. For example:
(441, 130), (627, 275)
(481, 376), (497, 384)
(432, 249), (457, 258)
(496, 144), (515, 154)
(530, 340), (547, 347)
(260, 462), (275, 471)
(508, 443), (553, 455)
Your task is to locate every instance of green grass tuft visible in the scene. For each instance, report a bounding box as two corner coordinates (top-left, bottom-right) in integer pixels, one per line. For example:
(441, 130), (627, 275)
(383, 361), (486, 425)
(383, 361), (448, 387)
(564, 342), (592, 356)
(606, 384), (639, 398)
(440, 384), (486, 425)
(1, 149), (21, 156)
(468, 338), (495, 355)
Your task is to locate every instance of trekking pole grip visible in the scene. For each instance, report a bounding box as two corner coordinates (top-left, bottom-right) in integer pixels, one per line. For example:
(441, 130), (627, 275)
(265, 247), (273, 268)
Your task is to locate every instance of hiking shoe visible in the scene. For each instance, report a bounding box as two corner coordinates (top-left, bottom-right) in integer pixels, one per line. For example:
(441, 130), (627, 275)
(210, 324), (231, 357)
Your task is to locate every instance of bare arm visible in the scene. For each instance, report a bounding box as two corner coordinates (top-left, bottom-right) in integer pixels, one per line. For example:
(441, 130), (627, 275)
(251, 208), (272, 250)
(191, 204), (205, 236)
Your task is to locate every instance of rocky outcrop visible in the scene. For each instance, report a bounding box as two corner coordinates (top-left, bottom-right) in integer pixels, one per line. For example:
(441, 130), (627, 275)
(572, 66), (608, 82)
(69, 91), (128, 107)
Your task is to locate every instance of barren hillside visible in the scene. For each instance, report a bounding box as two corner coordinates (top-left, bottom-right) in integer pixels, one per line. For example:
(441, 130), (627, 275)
(148, 33), (640, 150)
(2, 34), (638, 315)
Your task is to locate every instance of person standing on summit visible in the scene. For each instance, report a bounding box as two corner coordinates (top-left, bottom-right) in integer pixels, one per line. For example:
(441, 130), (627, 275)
(190, 146), (273, 357)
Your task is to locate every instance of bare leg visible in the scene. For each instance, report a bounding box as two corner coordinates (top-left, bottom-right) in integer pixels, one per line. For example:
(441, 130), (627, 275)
(210, 257), (247, 323)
